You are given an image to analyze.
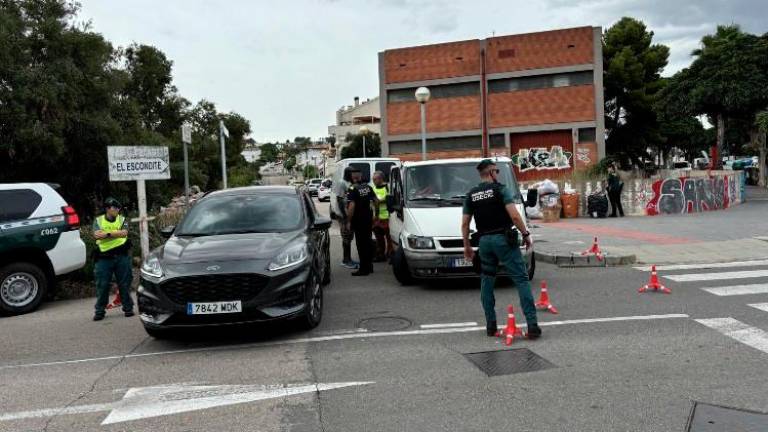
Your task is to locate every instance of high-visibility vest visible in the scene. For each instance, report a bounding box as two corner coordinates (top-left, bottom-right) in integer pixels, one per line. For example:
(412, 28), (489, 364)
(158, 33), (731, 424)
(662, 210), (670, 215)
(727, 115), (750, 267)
(373, 184), (389, 220)
(96, 215), (128, 252)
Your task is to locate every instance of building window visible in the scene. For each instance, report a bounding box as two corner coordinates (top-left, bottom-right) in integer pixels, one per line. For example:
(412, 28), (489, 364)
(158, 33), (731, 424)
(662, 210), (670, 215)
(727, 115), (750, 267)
(389, 135), (482, 153)
(578, 127), (596, 143)
(489, 134), (506, 148)
(488, 70), (593, 94)
(388, 82), (480, 104)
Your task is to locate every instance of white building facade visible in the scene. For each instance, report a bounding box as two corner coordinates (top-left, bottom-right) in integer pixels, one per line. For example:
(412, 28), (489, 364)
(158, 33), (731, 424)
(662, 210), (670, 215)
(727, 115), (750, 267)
(328, 96), (381, 162)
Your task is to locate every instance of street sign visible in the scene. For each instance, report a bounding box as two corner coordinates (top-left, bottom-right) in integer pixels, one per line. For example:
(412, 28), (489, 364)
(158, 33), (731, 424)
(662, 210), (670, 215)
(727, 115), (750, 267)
(181, 123), (192, 144)
(107, 146), (170, 181)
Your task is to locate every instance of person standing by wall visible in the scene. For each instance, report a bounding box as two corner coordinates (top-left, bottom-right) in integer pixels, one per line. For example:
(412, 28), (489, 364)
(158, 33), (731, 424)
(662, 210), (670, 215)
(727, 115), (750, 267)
(371, 171), (393, 262)
(607, 163), (624, 217)
(346, 167), (377, 276)
(461, 160), (540, 339)
(92, 198), (134, 321)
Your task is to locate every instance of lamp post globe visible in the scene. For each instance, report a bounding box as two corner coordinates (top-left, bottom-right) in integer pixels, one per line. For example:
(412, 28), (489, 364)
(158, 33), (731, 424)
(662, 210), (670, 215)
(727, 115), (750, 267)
(415, 87), (431, 103)
(359, 126), (369, 158)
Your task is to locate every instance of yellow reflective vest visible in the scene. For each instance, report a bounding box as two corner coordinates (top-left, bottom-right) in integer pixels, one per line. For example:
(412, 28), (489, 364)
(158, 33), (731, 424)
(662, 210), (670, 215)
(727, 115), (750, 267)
(96, 215), (128, 252)
(373, 184), (389, 220)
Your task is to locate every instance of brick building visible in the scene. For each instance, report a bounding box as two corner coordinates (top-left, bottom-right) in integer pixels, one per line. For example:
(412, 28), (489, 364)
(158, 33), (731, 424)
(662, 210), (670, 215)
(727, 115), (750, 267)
(378, 26), (604, 181)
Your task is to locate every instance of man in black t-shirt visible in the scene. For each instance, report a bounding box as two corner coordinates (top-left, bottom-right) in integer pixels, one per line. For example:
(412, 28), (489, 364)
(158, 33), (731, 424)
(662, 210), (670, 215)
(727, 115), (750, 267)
(345, 168), (377, 276)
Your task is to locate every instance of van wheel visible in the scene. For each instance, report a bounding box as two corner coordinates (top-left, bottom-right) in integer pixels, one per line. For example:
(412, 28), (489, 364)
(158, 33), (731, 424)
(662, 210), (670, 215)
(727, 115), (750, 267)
(527, 254), (536, 281)
(0, 262), (48, 316)
(392, 247), (414, 286)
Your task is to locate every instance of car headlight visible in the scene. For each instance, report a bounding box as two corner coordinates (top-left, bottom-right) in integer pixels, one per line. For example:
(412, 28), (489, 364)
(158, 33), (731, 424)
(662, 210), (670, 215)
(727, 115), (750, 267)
(141, 255), (164, 278)
(268, 243), (308, 271)
(407, 235), (435, 250)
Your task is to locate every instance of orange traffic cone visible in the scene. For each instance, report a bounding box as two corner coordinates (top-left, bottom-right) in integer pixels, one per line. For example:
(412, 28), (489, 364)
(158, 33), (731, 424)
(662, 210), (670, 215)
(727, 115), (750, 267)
(535, 280), (559, 314)
(638, 265), (671, 294)
(581, 237), (604, 261)
(105, 287), (122, 310)
(498, 305), (523, 346)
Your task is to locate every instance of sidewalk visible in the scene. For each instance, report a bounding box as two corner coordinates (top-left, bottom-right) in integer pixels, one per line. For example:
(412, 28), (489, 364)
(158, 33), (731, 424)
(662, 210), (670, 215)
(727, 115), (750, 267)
(533, 185), (768, 265)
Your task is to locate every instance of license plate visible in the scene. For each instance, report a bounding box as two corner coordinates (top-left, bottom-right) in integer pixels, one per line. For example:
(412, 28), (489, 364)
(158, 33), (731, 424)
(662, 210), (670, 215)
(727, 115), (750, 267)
(187, 301), (242, 315)
(450, 258), (473, 268)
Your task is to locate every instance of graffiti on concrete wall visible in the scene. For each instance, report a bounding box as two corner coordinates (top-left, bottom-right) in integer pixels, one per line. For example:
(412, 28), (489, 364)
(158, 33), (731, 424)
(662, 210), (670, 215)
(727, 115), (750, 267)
(645, 175), (742, 215)
(511, 146), (572, 172)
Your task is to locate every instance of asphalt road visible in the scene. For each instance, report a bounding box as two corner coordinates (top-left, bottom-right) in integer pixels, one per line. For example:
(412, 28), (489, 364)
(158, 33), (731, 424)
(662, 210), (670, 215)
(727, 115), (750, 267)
(2, 198), (768, 431)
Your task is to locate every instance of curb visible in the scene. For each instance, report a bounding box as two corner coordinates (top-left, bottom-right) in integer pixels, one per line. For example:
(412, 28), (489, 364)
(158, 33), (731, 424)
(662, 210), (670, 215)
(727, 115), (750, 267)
(534, 250), (636, 267)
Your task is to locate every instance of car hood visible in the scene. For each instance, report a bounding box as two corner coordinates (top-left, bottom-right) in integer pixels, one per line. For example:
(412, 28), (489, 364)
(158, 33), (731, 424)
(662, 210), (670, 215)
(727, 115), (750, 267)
(159, 231), (303, 264)
(405, 203), (527, 237)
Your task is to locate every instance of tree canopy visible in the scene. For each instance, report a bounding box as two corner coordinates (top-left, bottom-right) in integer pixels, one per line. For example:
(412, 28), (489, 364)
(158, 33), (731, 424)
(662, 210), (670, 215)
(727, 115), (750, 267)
(341, 132), (381, 159)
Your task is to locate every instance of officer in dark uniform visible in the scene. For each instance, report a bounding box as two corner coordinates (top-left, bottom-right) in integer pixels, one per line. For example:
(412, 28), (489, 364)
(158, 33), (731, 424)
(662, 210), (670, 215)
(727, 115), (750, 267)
(461, 159), (541, 339)
(345, 167), (377, 276)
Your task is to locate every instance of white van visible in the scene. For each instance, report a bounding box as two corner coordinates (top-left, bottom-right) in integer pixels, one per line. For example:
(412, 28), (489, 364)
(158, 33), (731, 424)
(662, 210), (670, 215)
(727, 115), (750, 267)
(386, 157), (534, 284)
(329, 158), (401, 219)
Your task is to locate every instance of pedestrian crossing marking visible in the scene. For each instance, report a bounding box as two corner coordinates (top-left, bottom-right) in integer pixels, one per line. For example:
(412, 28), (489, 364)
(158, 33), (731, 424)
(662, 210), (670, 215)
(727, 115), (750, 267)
(664, 270), (768, 282)
(748, 303), (768, 313)
(701, 284), (768, 297)
(695, 318), (768, 354)
(634, 259), (768, 272)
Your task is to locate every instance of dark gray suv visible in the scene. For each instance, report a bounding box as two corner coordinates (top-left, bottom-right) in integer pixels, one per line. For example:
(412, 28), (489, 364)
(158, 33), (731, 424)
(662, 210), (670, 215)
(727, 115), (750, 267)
(138, 186), (331, 338)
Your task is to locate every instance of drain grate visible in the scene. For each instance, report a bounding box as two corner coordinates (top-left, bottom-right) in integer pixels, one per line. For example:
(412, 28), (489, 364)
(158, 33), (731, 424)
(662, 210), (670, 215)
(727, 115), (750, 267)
(687, 402), (768, 431)
(464, 348), (555, 377)
(357, 316), (412, 332)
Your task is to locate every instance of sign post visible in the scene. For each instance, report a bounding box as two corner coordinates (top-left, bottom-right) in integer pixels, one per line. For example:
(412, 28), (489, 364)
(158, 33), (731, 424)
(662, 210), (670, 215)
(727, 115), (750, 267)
(219, 120), (229, 189)
(181, 123), (192, 210)
(108, 146), (171, 260)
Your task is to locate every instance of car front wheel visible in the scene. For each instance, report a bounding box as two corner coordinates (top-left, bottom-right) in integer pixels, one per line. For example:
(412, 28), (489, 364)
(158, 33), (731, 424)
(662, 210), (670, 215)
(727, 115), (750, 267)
(300, 272), (323, 329)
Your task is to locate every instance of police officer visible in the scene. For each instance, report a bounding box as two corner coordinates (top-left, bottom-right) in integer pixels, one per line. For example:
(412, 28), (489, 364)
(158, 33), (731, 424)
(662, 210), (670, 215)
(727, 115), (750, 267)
(345, 167), (377, 276)
(461, 160), (541, 339)
(92, 197), (134, 321)
(371, 171), (393, 262)
(336, 167), (358, 269)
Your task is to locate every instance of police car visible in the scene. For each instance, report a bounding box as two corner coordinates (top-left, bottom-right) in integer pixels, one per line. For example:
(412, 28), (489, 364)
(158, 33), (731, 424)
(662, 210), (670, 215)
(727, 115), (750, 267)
(0, 183), (86, 315)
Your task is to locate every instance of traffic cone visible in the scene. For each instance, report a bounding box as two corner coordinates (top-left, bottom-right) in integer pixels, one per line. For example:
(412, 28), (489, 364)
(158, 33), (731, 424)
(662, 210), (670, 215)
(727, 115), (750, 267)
(106, 287), (122, 310)
(535, 280), (559, 314)
(581, 237), (604, 261)
(498, 305), (523, 346)
(638, 265), (671, 294)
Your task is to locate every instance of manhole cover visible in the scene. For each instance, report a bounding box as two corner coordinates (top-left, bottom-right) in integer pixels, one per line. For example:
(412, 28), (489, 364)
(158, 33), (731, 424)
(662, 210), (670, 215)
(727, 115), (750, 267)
(464, 348), (555, 376)
(687, 402), (768, 431)
(357, 316), (412, 332)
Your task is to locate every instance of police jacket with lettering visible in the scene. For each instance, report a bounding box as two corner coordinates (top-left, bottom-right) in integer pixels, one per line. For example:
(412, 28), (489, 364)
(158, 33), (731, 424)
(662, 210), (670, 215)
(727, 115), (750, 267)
(346, 183), (375, 227)
(462, 182), (514, 235)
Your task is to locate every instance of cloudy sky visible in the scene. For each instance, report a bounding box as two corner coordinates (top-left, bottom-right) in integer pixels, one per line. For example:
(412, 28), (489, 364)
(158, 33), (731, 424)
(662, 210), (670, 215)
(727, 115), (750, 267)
(77, 0), (767, 142)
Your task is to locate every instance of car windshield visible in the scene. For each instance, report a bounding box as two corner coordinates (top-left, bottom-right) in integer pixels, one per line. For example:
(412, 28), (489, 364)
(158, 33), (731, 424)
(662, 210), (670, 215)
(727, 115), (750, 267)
(405, 162), (521, 207)
(175, 194), (303, 235)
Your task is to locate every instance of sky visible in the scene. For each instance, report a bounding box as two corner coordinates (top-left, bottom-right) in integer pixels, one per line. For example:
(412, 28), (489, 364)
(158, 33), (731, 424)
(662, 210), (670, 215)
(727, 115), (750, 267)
(76, 0), (768, 142)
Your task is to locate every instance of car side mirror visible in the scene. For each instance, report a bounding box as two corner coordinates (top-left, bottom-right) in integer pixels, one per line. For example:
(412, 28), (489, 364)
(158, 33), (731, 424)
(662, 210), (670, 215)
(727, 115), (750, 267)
(160, 225), (175, 238)
(313, 217), (332, 231)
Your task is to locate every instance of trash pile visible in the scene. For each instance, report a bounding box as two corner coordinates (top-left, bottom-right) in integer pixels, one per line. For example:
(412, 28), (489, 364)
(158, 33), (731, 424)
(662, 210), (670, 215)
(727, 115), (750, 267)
(525, 179), (561, 222)
(160, 186), (205, 215)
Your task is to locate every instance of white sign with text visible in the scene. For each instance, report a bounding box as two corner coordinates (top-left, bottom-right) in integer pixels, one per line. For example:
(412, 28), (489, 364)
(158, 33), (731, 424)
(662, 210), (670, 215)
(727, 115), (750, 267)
(107, 146), (170, 181)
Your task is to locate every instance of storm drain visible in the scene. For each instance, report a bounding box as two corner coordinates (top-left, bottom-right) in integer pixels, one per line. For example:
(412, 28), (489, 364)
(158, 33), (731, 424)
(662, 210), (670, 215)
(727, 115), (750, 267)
(463, 348), (555, 377)
(687, 402), (768, 432)
(357, 316), (412, 332)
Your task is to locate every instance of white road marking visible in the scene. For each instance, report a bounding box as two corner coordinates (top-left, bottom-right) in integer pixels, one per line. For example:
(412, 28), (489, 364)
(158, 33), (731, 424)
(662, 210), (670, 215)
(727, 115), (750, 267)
(0, 382), (373, 425)
(748, 303), (768, 313)
(701, 284), (768, 296)
(664, 270), (768, 282)
(0, 313), (689, 371)
(635, 259), (768, 272)
(695, 318), (768, 354)
(420, 322), (478, 329)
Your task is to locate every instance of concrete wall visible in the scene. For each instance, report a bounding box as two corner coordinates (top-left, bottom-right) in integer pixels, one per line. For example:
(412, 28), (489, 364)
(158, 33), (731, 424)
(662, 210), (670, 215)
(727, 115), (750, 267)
(521, 170), (746, 217)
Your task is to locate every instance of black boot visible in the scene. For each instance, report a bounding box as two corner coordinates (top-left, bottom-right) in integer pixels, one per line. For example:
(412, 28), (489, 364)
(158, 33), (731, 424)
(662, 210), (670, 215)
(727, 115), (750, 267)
(526, 324), (542, 340)
(486, 321), (497, 337)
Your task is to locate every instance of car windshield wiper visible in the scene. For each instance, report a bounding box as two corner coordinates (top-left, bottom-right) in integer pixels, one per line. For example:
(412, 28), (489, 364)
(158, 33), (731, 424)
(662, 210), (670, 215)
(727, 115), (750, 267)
(409, 196), (444, 201)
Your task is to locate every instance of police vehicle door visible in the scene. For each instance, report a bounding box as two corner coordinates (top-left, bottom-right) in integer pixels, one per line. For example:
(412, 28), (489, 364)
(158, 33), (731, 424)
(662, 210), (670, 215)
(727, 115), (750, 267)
(387, 167), (404, 245)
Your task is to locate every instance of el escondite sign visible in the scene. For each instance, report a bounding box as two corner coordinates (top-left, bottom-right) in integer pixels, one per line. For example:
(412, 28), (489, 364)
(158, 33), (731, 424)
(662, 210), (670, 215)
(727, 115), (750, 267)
(108, 146), (171, 181)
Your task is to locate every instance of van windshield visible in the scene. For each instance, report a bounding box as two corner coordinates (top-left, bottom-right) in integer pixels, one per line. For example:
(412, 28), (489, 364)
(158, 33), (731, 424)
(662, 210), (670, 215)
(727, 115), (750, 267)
(405, 162), (520, 207)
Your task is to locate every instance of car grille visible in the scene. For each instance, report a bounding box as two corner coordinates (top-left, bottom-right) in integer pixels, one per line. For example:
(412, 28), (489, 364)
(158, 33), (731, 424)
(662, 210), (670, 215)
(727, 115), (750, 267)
(160, 274), (269, 305)
(439, 238), (478, 249)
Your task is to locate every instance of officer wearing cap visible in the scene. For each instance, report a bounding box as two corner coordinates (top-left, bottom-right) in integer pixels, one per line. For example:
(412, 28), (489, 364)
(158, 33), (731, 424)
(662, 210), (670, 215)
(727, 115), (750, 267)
(461, 159), (541, 339)
(345, 167), (378, 276)
(92, 197), (134, 321)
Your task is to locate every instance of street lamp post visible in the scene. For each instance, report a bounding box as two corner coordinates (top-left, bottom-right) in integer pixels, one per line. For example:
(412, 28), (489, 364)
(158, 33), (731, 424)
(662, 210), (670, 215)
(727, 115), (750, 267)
(415, 87), (431, 161)
(359, 125), (369, 158)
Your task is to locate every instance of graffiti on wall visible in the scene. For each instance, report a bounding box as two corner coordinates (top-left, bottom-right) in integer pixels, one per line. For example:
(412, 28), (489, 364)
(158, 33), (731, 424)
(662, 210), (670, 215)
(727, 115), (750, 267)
(645, 175), (741, 215)
(511, 146), (572, 172)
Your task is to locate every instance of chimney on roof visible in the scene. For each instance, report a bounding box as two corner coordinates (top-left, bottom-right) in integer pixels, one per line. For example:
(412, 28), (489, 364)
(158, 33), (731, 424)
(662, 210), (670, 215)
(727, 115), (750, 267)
(354, 96), (359, 106)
